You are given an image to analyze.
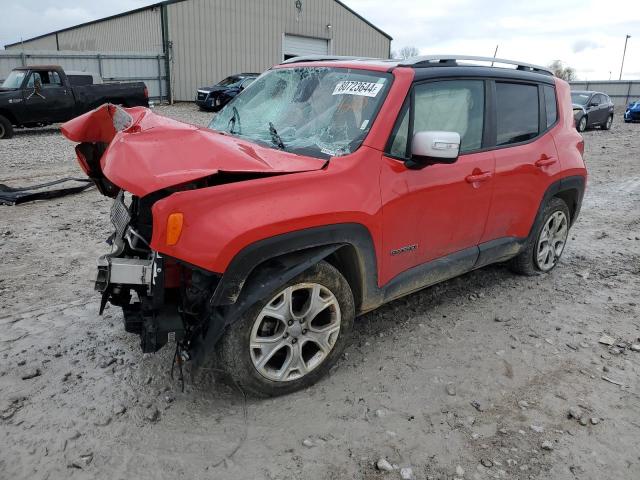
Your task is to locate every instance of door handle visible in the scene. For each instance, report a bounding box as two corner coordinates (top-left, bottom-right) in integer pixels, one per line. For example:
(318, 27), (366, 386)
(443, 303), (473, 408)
(535, 155), (557, 167)
(465, 171), (492, 183)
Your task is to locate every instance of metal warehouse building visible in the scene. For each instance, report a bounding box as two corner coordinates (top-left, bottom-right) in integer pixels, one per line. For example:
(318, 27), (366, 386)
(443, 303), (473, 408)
(4, 0), (392, 102)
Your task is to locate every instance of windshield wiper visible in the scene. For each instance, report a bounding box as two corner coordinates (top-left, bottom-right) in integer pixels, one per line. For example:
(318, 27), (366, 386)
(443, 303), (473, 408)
(228, 106), (241, 134)
(268, 122), (285, 150)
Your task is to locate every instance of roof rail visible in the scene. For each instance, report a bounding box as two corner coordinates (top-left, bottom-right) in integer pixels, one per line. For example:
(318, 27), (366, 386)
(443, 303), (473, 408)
(280, 55), (379, 65)
(398, 55), (554, 76)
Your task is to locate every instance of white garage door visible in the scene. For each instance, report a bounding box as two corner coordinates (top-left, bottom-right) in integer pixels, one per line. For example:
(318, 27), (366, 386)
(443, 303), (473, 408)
(283, 34), (329, 60)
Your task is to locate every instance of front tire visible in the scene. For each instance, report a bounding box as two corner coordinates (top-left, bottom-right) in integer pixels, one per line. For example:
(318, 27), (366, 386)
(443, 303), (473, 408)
(510, 197), (570, 276)
(0, 115), (14, 139)
(576, 115), (587, 132)
(215, 261), (355, 397)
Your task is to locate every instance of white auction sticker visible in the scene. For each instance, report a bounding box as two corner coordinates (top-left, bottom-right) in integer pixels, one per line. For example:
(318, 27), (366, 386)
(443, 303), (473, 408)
(332, 81), (383, 97)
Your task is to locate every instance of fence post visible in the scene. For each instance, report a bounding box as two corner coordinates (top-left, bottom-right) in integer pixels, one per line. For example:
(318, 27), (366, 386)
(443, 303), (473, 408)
(626, 82), (632, 106)
(157, 54), (163, 103)
(97, 54), (103, 78)
(20, 52), (26, 66)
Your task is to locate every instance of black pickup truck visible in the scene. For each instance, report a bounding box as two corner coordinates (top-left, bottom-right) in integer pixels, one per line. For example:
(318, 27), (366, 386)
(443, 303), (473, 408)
(0, 65), (149, 139)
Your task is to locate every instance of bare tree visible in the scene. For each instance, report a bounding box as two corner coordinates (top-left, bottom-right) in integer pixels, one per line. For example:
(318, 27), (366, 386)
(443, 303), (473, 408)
(548, 60), (577, 81)
(397, 46), (420, 60)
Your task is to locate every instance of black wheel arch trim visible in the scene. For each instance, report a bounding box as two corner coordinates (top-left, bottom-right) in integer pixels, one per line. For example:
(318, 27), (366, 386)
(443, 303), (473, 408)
(209, 223), (380, 309)
(537, 175), (586, 230)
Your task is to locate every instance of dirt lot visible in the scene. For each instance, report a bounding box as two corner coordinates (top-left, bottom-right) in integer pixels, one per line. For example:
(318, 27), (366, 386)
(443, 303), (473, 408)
(1, 105), (639, 480)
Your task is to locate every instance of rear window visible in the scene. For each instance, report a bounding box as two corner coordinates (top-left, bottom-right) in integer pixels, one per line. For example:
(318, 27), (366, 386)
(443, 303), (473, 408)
(543, 85), (557, 128)
(496, 83), (539, 146)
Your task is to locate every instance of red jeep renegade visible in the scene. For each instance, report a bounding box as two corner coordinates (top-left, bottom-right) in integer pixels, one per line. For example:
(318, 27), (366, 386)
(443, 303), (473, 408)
(62, 55), (586, 397)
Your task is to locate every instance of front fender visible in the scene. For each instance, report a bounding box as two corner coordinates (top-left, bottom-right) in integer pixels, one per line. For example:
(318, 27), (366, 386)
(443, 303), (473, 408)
(149, 147), (384, 276)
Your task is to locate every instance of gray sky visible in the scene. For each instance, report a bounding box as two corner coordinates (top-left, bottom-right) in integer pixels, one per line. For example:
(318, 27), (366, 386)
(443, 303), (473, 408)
(1, 0), (638, 80)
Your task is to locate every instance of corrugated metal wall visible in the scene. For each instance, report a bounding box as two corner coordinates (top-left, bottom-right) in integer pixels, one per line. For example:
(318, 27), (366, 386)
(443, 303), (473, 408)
(0, 51), (168, 101)
(6, 35), (58, 51)
(5, 8), (163, 54)
(570, 81), (640, 106)
(57, 8), (164, 52)
(167, 0), (391, 100)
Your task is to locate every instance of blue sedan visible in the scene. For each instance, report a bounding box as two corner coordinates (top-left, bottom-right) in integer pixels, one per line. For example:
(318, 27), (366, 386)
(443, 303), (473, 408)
(624, 100), (640, 123)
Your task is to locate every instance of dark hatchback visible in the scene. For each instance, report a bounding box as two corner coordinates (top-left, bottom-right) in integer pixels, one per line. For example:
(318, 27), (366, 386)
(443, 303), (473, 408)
(571, 90), (614, 132)
(195, 73), (259, 111)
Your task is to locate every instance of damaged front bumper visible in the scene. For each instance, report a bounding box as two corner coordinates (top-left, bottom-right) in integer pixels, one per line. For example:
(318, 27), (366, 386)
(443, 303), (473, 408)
(96, 191), (219, 355)
(95, 250), (186, 354)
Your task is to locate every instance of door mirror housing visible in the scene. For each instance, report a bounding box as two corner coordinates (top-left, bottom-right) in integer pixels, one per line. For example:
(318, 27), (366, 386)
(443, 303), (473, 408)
(405, 131), (461, 169)
(588, 101), (599, 107)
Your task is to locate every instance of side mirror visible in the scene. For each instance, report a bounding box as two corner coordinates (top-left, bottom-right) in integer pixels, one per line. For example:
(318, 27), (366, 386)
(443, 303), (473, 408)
(405, 131), (461, 169)
(589, 101), (598, 108)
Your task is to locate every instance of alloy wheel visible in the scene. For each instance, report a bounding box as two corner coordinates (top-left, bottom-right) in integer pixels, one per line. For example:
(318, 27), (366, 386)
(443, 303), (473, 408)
(535, 211), (568, 271)
(606, 116), (613, 129)
(249, 283), (341, 382)
(578, 116), (587, 132)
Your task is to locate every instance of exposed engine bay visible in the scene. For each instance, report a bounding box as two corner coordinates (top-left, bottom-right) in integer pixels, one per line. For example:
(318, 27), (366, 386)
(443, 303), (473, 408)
(96, 190), (218, 361)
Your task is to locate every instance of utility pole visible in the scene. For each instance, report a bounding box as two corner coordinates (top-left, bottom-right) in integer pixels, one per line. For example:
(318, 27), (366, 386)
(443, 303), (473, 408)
(619, 34), (631, 80)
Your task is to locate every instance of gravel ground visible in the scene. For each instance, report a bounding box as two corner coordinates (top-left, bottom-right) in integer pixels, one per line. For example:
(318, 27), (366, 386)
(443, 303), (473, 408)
(1, 104), (639, 480)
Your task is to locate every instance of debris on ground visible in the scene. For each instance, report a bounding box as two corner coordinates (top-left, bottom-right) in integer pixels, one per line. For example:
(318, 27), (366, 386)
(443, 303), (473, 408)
(376, 458), (394, 472)
(598, 334), (616, 346)
(0, 178), (92, 205)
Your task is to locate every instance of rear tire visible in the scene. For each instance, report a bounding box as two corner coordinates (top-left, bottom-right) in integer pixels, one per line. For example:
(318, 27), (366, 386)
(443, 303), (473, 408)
(576, 115), (587, 132)
(215, 261), (355, 397)
(0, 115), (14, 139)
(510, 197), (570, 276)
(602, 114), (613, 130)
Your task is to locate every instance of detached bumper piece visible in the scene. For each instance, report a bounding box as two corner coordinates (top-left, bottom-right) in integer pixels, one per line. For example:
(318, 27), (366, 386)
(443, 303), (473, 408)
(96, 253), (185, 354)
(0, 177), (92, 205)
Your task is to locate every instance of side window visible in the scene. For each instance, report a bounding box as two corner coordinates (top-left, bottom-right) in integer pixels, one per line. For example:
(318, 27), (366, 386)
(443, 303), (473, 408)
(496, 82), (539, 146)
(413, 80), (485, 153)
(543, 85), (557, 128)
(388, 103), (410, 158)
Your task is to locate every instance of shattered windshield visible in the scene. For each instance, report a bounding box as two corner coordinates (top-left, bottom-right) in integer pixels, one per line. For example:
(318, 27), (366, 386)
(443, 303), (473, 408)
(1, 70), (27, 89)
(209, 67), (392, 158)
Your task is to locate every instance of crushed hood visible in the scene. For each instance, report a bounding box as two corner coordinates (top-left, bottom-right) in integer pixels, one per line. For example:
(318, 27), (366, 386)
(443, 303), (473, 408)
(61, 104), (325, 197)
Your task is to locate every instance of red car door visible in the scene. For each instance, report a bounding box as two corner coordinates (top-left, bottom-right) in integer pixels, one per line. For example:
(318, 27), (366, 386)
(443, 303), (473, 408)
(379, 79), (495, 285)
(481, 82), (562, 243)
